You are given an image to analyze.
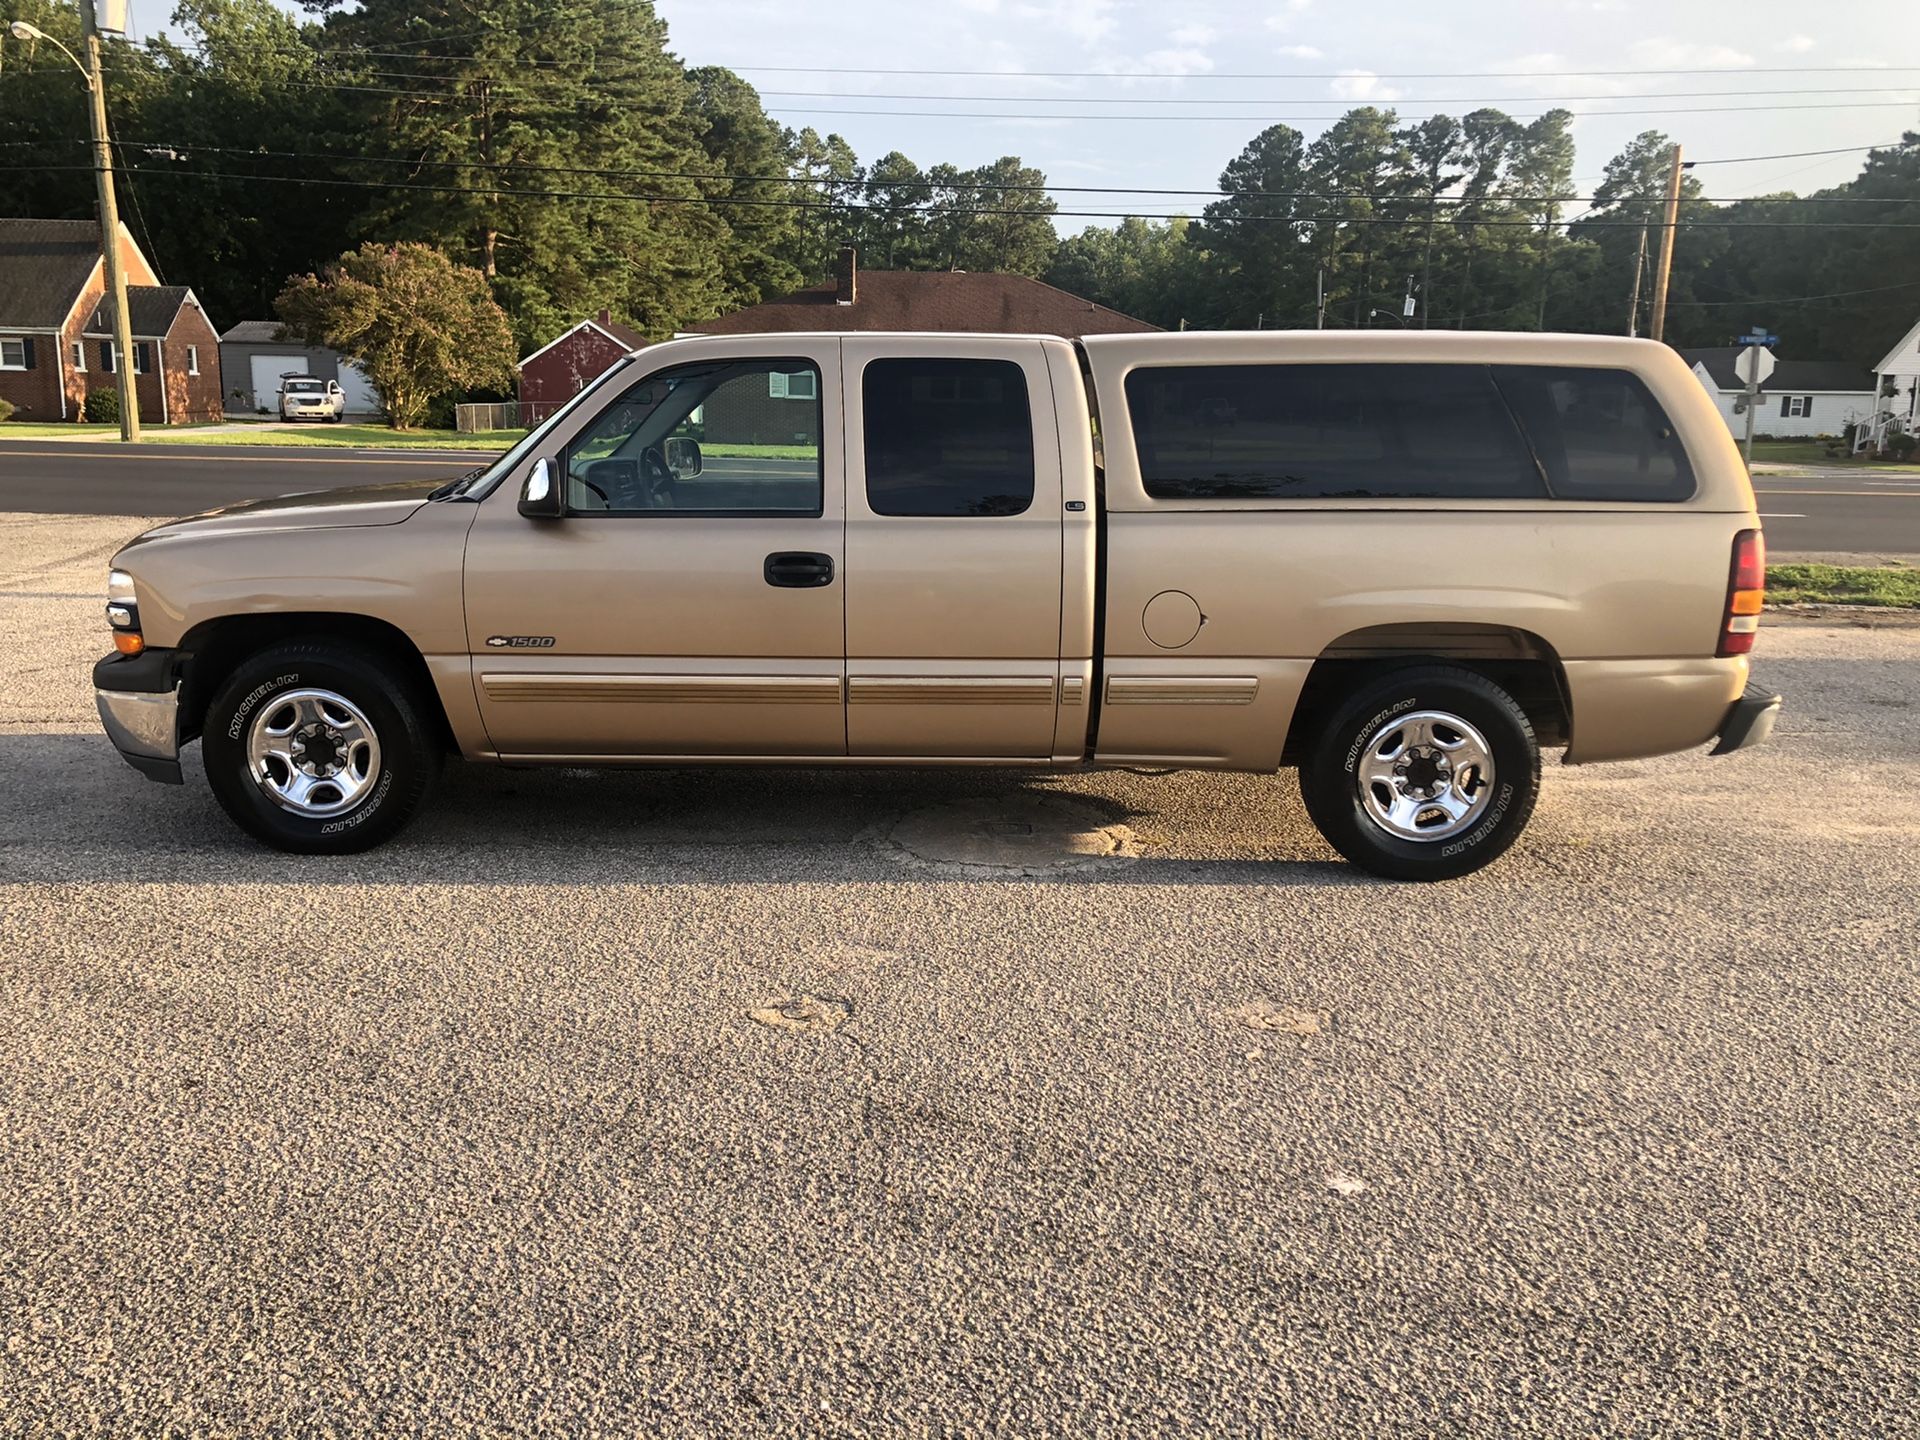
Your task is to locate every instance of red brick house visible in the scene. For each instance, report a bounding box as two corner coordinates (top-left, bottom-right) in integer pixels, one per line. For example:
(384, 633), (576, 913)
(517, 310), (646, 423)
(0, 217), (223, 424)
(515, 249), (1157, 422)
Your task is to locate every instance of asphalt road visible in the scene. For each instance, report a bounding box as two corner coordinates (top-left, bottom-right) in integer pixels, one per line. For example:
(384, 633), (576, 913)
(4, 440), (1919, 556)
(3, 511), (1918, 1435)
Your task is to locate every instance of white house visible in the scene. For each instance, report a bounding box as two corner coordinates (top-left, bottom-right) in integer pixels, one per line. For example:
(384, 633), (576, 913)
(1679, 346), (1875, 441)
(1862, 316), (1920, 453)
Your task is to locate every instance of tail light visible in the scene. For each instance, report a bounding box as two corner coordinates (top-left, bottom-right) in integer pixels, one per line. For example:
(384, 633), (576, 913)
(1718, 528), (1765, 657)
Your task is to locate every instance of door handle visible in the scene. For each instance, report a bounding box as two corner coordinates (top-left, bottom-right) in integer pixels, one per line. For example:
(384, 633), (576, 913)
(764, 551), (835, 588)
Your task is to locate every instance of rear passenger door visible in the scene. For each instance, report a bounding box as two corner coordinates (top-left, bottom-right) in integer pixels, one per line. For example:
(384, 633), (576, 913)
(842, 337), (1064, 757)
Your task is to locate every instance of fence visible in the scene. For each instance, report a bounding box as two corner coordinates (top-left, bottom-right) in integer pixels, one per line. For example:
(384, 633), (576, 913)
(455, 401), (521, 433)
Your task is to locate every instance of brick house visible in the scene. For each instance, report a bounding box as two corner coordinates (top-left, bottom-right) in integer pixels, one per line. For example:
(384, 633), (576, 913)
(515, 249), (1158, 428)
(0, 217), (223, 424)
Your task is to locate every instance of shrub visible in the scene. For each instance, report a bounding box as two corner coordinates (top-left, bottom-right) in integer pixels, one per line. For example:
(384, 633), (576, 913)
(1889, 433), (1917, 460)
(84, 387), (120, 424)
(0, 398), (14, 424)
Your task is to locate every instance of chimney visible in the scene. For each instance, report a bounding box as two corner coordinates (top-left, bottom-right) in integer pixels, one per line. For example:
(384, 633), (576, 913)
(597, 308), (611, 325)
(835, 247), (857, 306)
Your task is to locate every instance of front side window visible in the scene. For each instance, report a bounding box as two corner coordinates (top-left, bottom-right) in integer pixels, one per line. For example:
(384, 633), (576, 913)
(187, 345), (199, 376)
(71, 341), (85, 372)
(863, 358), (1035, 517)
(563, 358), (822, 515)
(1495, 366), (1695, 501)
(0, 337), (25, 369)
(1127, 364), (1543, 500)
(1779, 395), (1811, 418)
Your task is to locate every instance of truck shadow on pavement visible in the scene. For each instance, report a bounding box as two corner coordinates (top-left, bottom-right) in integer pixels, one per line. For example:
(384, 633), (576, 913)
(0, 733), (1388, 888)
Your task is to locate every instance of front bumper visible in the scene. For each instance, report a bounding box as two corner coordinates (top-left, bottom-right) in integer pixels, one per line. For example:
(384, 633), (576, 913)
(94, 648), (184, 784)
(1710, 685), (1782, 756)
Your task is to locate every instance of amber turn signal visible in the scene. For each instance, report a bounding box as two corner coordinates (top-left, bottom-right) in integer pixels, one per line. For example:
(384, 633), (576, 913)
(113, 631), (145, 656)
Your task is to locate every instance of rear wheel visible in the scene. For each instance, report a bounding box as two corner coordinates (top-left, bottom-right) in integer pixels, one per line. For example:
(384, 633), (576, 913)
(201, 641), (441, 853)
(1299, 665), (1540, 881)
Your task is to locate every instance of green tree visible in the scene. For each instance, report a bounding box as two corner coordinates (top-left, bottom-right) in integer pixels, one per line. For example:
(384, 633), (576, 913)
(858, 150), (930, 267)
(785, 127), (863, 281)
(687, 66), (804, 309)
(276, 242), (516, 428)
(1189, 124), (1317, 326)
(1044, 216), (1207, 328)
(313, 0), (731, 348)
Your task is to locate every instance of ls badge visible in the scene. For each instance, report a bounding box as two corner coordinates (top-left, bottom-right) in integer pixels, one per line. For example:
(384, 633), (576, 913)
(485, 636), (557, 649)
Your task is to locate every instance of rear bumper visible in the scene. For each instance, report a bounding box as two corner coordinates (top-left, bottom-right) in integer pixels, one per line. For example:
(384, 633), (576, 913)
(93, 648), (184, 784)
(1710, 686), (1782, 756)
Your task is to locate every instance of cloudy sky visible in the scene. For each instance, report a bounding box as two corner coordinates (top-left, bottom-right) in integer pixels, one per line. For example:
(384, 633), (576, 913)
(656, 0), (1919, 229)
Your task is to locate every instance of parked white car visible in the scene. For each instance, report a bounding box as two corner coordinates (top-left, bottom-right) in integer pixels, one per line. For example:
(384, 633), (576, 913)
(279, 376), (345, 423)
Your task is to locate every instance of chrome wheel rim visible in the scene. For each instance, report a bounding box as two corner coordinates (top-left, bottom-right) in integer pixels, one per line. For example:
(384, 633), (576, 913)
(1356, 709), (1496, 842)
(245, 688), (382, 818)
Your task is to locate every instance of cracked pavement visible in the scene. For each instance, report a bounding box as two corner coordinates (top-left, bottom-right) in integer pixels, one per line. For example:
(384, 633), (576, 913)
(2, 513), (1917, 1436)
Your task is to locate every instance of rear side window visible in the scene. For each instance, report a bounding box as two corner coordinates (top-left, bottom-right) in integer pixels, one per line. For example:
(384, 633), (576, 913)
(1125, 364), (1544, 500)
(863, 358), (1035, 517)
(1493, 366), (1695, 501)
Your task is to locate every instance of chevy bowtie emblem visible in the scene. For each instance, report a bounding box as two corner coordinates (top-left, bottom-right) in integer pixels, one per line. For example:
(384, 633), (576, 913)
(485, 635), (556, 648)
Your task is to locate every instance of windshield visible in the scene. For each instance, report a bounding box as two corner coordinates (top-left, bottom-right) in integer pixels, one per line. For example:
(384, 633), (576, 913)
(460, 358), (639, 501)
(284, 380), (322, 393)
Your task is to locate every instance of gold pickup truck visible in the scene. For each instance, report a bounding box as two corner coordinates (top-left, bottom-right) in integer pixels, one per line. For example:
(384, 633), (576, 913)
(94, 330), (1779, 879)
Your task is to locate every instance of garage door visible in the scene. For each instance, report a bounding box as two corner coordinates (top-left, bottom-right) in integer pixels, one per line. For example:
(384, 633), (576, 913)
(249, 354), (309, 411)
(337, 360), (382, 416)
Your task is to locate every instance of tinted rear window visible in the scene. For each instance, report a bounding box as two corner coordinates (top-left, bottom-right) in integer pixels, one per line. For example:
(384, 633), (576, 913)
(1493, 366), (1695, 501)
(1126, 362), (1696, 502)
(1126, 364), (1545, 500)
(863, 358), (1035, 517)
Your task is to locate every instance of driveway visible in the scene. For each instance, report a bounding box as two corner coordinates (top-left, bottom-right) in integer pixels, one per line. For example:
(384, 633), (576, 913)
(2, 513), (1916, 1434)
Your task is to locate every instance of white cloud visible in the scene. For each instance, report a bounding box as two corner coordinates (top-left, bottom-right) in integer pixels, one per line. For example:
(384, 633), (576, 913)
(1140, 47), (1216, 75)
(1011, 0), (1116, 45)
(1631, 37), (1755, 69)
(1276, 44), (1324, 60)
(1262, 0), (1313, 32)
(1329, 69), (1402, 102)
(1773, 33), (1815, 54)
(1169, 23), (1217, 46)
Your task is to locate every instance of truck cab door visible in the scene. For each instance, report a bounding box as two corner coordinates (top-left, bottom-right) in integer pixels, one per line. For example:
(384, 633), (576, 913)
(841, 336), (1065, 758)
(462, 338), (846, 758)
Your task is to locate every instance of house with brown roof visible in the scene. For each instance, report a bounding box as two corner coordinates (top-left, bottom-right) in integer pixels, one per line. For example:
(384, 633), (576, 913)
(515, 249), (1156, 421)
(692, 248), (1161, 341)
(0, 217), (223, 424)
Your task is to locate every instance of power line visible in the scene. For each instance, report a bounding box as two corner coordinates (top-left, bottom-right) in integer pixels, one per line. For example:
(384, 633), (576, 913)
(759, 101), (1920, 121)
(1667, 279), (1920, 307)
(97, 138), (1920, 206)
(715, 63), (1920, 80)
(15, 160), (1920, 228)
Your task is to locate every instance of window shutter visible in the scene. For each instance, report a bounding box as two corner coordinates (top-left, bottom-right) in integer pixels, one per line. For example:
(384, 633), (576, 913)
(140, 343), (155, 374)
(20, 338), (34, 369)
(767, 371), (789, 399)
(101, 341), (114, 372)
(1779, 396), (1790, 416)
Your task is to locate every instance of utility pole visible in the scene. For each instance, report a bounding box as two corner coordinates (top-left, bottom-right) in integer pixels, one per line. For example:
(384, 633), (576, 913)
(1627, 224), (1648, 336)
(82, 1), (139, 440)
(1648, 144), (1684, 345)
(1315, 267), (1325, 330)
(8, 12), (139, 438)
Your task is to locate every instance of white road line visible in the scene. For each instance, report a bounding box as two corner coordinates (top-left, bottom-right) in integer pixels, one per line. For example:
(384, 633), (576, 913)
(1759, 513), (1807, 518)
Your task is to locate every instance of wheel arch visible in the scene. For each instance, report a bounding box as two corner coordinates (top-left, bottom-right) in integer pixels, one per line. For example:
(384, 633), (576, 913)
(1281, 623), (1571, 765)
(177, 611), (455, 751)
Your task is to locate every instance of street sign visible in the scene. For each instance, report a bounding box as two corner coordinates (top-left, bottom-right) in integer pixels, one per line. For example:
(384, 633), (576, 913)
(1737, 332), (1778, 347)
(1735, 345), (1775, 386)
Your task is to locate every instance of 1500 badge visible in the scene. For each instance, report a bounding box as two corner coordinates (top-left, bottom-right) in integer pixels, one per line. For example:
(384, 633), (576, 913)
(485, 636), (556, 648)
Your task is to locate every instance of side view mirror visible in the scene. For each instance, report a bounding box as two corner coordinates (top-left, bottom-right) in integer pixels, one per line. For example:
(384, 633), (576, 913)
(664, 436), (702, 478)
(518, 457), (564, 519)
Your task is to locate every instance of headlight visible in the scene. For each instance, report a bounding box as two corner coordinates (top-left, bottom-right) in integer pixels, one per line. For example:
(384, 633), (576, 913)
(106, 569), (143, 654)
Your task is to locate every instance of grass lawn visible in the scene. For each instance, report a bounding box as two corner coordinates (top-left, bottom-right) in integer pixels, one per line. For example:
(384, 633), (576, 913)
(0, 421), (521, 450)
(1768, 563), (1920, 608)
(1749, 439), (1920, 469)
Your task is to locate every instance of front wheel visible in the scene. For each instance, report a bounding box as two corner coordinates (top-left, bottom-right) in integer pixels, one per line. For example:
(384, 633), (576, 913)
(201, 642), (441, 853)
(1299, 665), (1540, 881)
